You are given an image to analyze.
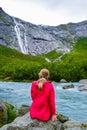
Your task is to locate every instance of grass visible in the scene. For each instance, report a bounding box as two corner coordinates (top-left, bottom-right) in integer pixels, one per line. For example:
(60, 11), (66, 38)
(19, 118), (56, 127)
(60, 37), (87, 64)
(0, 45), (61, 63)
(0, 37), (87, 82)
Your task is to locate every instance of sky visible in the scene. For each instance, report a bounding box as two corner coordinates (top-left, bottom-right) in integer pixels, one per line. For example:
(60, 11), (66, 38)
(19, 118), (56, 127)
(0, 0), (87, 26)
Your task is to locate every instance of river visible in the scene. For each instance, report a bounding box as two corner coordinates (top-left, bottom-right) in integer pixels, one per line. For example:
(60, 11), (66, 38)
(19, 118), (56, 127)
(0, 81), (87, 122)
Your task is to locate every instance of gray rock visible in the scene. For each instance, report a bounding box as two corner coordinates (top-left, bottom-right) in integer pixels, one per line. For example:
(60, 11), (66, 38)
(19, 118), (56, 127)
(78, 86), (87, 91)
(79, 79), (87, 84)
(0, 113), (62, 130)
(60, 79), (67, 83)
(0, 113), (87, 130)
(18, 105), (30, 116)
(62, 120), (87, 130)
(62, 84), (74, 89)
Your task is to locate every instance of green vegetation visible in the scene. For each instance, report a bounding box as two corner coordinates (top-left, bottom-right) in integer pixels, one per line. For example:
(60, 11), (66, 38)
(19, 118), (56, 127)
(82, 123), (87, 127)
(0, 37), (87, 82)
(7, 107), (17, 123)
(43, 50), (61, 61)
(0, 101), (17, 127)
(4, 101), (17, 124)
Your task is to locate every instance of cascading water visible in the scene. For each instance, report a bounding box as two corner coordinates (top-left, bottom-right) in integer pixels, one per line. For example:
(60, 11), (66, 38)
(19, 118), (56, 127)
(23, 29), (28, 54)
(13, 18), (28, 54)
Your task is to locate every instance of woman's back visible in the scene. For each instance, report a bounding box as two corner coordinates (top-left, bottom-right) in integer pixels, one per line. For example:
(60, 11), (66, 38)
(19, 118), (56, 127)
(30, 68), (57, 121)
(30, 81), (56, 121)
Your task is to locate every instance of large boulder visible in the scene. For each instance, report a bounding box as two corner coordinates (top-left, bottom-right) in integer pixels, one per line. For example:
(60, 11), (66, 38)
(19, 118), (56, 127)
(0, 113), (62, 130)
(0, 113), (87, 130)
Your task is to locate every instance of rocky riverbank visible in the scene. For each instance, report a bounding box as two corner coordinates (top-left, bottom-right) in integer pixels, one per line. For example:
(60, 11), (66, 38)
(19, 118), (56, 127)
(0, 100), (87, 130)
(0, 112), (87, 130)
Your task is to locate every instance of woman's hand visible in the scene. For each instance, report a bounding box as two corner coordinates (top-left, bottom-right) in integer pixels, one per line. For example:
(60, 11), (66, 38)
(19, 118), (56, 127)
(52, 114), (57, 121)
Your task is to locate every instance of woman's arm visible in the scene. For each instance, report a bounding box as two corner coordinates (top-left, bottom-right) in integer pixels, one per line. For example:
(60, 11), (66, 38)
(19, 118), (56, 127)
(49, 84), (57, 121)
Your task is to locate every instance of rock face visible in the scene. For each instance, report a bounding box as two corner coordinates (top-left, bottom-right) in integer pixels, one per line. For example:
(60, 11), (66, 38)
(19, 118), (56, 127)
(0, 7), (87, 55)
(0, 113), (87, 130)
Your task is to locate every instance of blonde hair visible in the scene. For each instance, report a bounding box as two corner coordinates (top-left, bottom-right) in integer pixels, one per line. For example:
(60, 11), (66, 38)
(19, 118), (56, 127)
(38, 69), (50, 90)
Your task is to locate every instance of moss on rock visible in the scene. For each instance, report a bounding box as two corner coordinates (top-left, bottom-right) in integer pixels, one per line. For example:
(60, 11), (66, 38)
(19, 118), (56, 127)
(0, 100), (17, 127)
(82, 123), (87, 128)
(57, 113), (69, 123)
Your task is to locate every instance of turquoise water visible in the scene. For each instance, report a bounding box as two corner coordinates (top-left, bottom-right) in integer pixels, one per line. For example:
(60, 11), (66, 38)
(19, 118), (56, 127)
(0, 81), (87, 122)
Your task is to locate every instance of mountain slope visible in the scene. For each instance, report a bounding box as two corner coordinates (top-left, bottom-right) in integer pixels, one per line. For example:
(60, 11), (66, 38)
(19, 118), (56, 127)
(0, 38), (87, 82)
(0, 7), (87, 55)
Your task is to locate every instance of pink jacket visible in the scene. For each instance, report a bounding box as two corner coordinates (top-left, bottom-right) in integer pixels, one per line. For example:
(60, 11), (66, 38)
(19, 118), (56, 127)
(30, 81), (56, 121)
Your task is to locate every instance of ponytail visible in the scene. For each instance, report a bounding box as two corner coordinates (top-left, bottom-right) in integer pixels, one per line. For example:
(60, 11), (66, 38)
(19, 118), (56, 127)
(38, 68), (50, 91)
(38, 78), (46, 91)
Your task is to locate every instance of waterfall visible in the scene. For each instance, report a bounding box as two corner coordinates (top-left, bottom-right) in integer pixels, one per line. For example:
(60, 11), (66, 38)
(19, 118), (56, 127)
(13, 18), (28, 54)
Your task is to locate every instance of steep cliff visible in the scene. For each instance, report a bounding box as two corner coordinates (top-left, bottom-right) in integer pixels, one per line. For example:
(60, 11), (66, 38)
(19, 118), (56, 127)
(0, 7), (87, 55)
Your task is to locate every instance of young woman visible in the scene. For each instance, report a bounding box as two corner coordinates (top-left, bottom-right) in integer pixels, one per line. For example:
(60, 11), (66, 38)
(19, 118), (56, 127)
(30, 68), (57, 121)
